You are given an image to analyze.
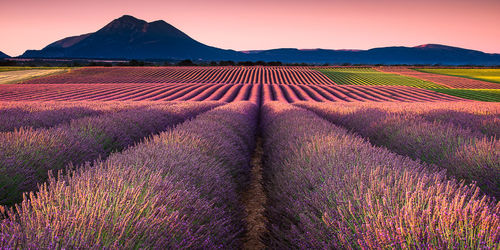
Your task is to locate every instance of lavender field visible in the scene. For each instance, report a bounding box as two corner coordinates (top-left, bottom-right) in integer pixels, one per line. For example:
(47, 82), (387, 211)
(0, 67), (499, 249)
(262, 102), (499, 248)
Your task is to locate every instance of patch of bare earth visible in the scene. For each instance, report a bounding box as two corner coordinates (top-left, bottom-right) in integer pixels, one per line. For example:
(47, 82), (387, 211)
(242, 137), (268, 250)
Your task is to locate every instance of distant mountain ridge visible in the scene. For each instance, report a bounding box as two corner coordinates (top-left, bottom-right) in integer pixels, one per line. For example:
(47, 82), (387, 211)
(0, 51), (10, 58)
(244, 45), (500, 65)
(20, 15), (500, 65)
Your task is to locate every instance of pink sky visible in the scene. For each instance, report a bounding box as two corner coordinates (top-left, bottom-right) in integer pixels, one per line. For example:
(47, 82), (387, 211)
(1, 0), (499, 56)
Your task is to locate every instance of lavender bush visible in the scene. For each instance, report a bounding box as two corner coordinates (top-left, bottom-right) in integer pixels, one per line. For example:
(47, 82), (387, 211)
(0, 106), (102, 132)
(302, 101), (500, 138)
(0, 102), (219, 206)
(0, 101), (258, 248)
(262, 102), (499, 249)
(0, 101), (190, 132)
(419, 109), (499, 138)
(297, 102), (500, 198)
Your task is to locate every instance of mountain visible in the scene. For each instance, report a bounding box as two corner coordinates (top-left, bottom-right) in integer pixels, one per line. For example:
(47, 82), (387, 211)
(0, 51), (10, 58)
(20, 15), (500, 65)
(245, 45), (500, 65)
(22, 15), (243, 60)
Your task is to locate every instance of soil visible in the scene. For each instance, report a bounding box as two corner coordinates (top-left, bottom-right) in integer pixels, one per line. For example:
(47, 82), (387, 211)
(241, 137), (268, 250)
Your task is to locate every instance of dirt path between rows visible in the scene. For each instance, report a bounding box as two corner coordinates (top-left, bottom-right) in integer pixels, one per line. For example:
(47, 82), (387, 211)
(242, 137), (267, 249)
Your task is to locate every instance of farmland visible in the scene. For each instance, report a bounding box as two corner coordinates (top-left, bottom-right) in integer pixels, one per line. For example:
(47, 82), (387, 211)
(416, 68), (500, 84)
(0, 67), (70, 72)
(296, 101), (500, 197)
(0, 69), (69, 84)
(0, 66), (499, 249)
(378, 66), (500, 89)
(432, 89), (500, 102)
(316, 67), (446, 88)
(20, 66), (335, 85)
(0, 83), (465, 102)
(263, 102), (499, 248)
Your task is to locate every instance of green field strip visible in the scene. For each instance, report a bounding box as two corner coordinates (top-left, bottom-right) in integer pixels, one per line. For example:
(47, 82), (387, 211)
(415, 68), (500, 84)
(315, 68), (448, 89)
(430, 89), (500, 102)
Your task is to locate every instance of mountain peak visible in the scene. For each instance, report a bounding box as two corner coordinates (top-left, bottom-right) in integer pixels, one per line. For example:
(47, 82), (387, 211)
(414, 44), (485, 54)
(100, 15), (147, 32)
(415, 44), (460, 50)
(150, 19), (167, 25)
(115, 15), (143, 23)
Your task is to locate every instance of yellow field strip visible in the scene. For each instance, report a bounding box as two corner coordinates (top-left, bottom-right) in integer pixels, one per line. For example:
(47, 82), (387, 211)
(0, 69), (68, 84)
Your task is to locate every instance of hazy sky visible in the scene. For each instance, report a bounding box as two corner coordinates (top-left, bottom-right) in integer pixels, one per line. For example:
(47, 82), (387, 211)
(1, 0), (499, 56)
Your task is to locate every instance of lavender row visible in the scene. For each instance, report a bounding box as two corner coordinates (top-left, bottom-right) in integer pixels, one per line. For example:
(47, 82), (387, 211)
(0, 101), (258, 248)
(0, 106), (102, 132)
(0, 101), (174, 132)
(418, 109), (499, 138)
(316, 102), (500, 138)
(297, 102), (500, 198)
(0, 102), (220, 206)
(261, 102), (499, 249)
(392, 102), (499, 139)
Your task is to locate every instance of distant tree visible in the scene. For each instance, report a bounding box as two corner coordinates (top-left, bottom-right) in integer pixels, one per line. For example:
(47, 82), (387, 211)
(219, 60), (235, 66)
(177, 59), (195, 66)
(196, 61), (210, 66)
(128, 59), (144, 66)
(267, 61), (283, 66)
(237, 61), (255, 66)
(209, 61), (218, 66)
(255, 61), (266, 66)
(89, 62), (112, 67)
(0, 60), (16, 66)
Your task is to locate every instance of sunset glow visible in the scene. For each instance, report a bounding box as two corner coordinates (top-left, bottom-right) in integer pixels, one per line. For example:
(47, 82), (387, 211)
(1, 0), (499, 56)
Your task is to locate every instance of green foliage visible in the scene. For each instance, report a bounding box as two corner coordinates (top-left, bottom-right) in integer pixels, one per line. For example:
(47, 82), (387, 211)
(432, 89), (500, 102)
(316, 67), (447, 88)
(416, 68), (500, 84)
